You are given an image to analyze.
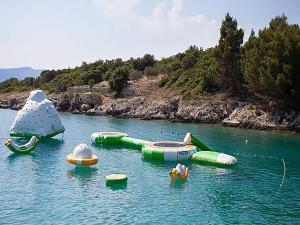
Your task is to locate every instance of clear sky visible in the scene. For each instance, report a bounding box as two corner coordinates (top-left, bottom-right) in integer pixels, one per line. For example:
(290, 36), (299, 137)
(0, 0), (299, 69)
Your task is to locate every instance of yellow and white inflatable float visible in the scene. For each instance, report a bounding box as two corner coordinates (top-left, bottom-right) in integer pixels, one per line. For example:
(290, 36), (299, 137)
(66, 144), (98, 166)
(169, 163), (189, 182)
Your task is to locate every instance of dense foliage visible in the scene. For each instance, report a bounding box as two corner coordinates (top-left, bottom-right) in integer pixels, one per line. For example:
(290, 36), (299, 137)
(1, 14), (299, 109)
(242, 15), (300, 107)
(160, 13), (300, 108)
(159, 46), (218, 98)
(0, 54), (158, 94)
(109, 67), (129, 95)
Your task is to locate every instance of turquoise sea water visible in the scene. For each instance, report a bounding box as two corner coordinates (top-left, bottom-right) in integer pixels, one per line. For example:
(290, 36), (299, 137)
(0, 108), (300, 224)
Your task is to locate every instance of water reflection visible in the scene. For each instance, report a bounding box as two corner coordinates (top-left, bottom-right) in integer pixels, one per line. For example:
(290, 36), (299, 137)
(38, 138), (64, 152)
(169, 179), (188, 190)
(7, 152), (36, 163)
(67, 166), (98, 182)
(5, 137), (64, 160)
(215, 168), (233, 175)
(106, 182), (128, 190)
(142, 157), (176, 169)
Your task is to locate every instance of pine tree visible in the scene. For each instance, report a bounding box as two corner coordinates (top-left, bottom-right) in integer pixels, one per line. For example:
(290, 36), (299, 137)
(214, 13), (244, 93)
(242, 15), (300, 108)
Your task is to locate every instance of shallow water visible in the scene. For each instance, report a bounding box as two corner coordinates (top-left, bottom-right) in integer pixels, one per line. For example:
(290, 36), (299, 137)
(0, 108), (300, 224)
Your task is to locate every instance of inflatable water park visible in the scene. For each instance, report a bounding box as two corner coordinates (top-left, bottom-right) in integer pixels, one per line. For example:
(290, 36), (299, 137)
(3, 90), (237, 184)
(91, 131), (237, 166)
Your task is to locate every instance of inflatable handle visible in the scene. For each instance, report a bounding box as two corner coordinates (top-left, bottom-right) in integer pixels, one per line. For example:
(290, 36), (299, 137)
(184, 133), (214, 151)
(4, 136), (39, 154)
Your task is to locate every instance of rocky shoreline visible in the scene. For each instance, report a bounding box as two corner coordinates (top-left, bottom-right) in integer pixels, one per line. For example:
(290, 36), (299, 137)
(1, 92), (300, 132)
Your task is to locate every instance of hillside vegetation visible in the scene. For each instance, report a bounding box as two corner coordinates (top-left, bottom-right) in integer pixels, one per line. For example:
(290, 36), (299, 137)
(1, 14), (299, 109)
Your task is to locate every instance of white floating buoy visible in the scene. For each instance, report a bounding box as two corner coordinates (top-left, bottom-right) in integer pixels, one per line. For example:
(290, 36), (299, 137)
(73, 144), (94, 159)
(245, 139), (248, 144)
(66, 143), (98, 166)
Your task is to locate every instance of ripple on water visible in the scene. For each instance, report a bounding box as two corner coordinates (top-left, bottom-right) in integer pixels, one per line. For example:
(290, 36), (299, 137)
(0, 109), (300, 224)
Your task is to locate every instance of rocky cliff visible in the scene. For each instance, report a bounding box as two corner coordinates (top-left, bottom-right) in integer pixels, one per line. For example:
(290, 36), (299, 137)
(1, 92), (299, 132)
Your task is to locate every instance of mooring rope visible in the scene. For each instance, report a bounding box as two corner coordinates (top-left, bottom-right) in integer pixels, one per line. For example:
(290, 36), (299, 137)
(277, 158), (286, 195)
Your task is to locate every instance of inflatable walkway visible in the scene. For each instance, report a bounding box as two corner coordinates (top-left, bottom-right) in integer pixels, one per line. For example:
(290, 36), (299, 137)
(91, 132), (237, 166)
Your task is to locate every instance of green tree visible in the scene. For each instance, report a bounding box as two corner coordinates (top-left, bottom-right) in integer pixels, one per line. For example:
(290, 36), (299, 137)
(22, 77), (35, 86)
(132, 54), (155, 71)
(109, 67), (129, 95)
(88, 79), (95, 88)
(78, 70), (102, 85)
(0, 78), (20, 93)
(181, 45), (202, 69)
(242, 15), (300, 108)
(88, 79), (95, 94)
(144, 66), (156, 79)
(129, 68), (143, 81)
(38, 70), (56, 83)
(55, 80), (67, 93)
(214, 13), (244, 93)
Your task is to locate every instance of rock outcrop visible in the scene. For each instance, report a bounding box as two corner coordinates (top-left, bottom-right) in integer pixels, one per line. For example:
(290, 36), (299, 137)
(51, 93), (103, 114)
(1, 96), (27, 110)
(222, 104), (300, 131)
(1, 92), (300, 132)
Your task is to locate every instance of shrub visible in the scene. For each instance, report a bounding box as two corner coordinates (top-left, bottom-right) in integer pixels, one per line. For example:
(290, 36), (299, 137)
(109, 67), (129, 95)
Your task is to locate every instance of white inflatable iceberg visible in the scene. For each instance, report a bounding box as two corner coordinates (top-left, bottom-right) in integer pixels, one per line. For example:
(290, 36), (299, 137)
(10, 90), (65, 139)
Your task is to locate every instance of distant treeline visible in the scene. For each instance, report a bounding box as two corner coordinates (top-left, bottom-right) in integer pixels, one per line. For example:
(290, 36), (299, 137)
(1, 13), (299, 108)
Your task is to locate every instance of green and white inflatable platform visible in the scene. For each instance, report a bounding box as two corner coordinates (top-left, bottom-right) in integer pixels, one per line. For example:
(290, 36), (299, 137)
(91, 132), (237, 166)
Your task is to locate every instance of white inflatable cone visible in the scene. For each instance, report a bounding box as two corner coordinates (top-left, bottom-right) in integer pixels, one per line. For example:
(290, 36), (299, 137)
(9, 90), (65, 138)
(183, 133), (192, 145)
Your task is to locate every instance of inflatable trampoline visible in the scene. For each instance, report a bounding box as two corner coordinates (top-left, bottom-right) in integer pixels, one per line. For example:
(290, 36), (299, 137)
(91, 132), (237, 166)
(142, 141), (197, 161)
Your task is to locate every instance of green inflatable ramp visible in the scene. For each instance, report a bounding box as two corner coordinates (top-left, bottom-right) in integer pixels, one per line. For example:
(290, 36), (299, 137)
(191, 151), (237, 166)
(183, 133), (213, 151)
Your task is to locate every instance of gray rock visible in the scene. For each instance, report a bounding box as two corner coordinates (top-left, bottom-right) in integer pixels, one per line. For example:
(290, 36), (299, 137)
(81, 104), (91, 111)
(72, 109), (81, 114)
(222, 118), (240, 127)
(1, 91), (300, 132)
(70, 94), (81, 110)
(7, 97), (25, 110)
(221, 104), (290, 130)
(56, 94), (70, 111)
(289, 114), (300, 131)
(86, 108), (96, 115)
